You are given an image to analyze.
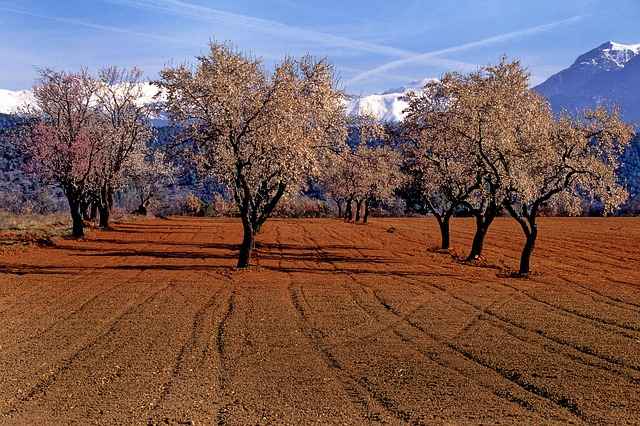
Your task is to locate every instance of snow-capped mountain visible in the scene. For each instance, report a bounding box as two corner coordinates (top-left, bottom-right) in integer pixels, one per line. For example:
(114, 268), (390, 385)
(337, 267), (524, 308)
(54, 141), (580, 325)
(0, 80), (424, 123)
(346, 78), (433, 122)
(0, 83), (162, 115)
(0, 89), (35, 115)
(535, 41), (640, 123)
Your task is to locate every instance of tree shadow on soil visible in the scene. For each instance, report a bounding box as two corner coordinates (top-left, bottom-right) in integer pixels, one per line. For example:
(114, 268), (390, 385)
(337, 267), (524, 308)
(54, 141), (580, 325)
(1, 223), (451, 279)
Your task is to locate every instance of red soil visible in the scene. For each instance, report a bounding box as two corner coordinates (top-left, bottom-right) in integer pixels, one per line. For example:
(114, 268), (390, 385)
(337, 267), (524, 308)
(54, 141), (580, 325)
(0, 217), (639, 424)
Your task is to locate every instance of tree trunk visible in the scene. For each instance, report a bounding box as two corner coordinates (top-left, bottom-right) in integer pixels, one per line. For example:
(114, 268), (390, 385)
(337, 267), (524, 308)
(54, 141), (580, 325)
(133, 204), (147, 215)
(337, 200), (343, 218)
(237, 220), (254, 268)
(89, 202), (98, 220)
(98, 203), (110, 229)
(81, 200), (90, 221)
(438, 215), (451, 250)
(107, 188), (114, 210)
(98, 185), (111, 229)
(518, 221), (537, 276)
(345, 199), (353, 222)
(363, 200), (370, 224)
(467, 214), (493, 260)
(503, 201), (540, 276)
(355, 200), (362, 222)
(67, 195), (84, 239)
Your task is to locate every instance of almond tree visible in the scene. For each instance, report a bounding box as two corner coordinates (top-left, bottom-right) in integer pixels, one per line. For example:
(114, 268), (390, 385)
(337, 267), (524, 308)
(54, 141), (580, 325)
(356, 145), (404, 223)
(503, 106), (632, 275)
(126, 148), (176, 215)
(431, 61), (536, 260)
(22, 69), (103, 238)
(158, 43), (345, 267)
(403, 80), (481, 250)
(318, 150), (350, 217)
(321, 114), (403, 223)
(93, 67), (153, 228)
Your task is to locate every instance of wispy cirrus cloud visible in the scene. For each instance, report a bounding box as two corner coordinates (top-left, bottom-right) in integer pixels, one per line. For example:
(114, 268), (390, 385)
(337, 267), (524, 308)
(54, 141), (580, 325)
(104, 0), (475, 72)
(347, 15), (585, 85)
(0, 4), (184, 44)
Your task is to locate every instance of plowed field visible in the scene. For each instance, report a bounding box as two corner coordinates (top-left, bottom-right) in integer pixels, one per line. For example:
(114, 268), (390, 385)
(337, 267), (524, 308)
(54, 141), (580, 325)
(1, 217), (639, 425)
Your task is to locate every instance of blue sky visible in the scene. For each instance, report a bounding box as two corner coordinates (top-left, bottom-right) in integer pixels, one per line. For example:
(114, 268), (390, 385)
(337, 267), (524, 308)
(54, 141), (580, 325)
(1, 0), (639, 94)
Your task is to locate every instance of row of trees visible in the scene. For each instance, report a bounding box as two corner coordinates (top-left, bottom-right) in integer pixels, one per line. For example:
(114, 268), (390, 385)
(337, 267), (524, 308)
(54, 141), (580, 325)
(402, 60), (632, 274)
(321, 114), (404, 223)
(17, 42), (634, 274)
(20, 67), (174, 237)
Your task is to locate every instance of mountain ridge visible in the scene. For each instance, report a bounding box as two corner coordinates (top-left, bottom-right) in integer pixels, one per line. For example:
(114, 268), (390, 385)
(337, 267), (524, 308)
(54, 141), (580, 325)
(534, 41), (640, 124)
(1, 41), (640, 124)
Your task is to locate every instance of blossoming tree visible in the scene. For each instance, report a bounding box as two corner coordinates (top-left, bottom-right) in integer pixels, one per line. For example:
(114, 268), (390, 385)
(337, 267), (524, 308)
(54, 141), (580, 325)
(23, 69), (103, 238)
(157, 43), (346, 267)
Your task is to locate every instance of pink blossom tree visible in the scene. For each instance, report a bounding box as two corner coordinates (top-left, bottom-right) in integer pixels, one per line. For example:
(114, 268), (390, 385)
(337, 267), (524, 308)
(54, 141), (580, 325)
(22, 69), (103, 238)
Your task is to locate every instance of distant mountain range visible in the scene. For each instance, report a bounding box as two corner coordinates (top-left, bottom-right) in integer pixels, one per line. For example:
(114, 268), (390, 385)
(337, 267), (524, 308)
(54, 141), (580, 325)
(535, 41), (640, 124)
(1, 41), (639, 125)
(1, 43), (639, 212)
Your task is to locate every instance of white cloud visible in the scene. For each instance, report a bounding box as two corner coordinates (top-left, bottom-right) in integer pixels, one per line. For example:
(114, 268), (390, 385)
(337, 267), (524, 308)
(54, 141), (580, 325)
(106, 0), (476, 71)
(347, 15), (585, 85)
(0, 4), (184, 44)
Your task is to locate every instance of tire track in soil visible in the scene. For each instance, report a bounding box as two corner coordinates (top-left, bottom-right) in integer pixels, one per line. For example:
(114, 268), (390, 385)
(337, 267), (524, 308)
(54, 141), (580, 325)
(371, 289), (586, 423)
(2, 280), (176, 417)
(347, 224), (640, 421)
(288, 282), (406, 424)
(539, 275), (640, 313)
(339, 279), (552, 414)
(367, 223), (640, 378)
(385, 219), (640, 285)
(399, 275), (640, 385)
(2, 217), (638, 424)
(214, 278), (242, 426)
(498, 280), (640, 335)
(286, 222), (415, 424)
(152, 281), (228, 408)
(216, 286), (236, 388)
(317, 223), (585, 422)
(390, 226), (640, 314)
(12, 269), (147, 347)
(268, 223), (383, 423)
(295, 222), (543, 424)
(0, 267), (100, 318)
(341, 277), (542, 416)
(144, 223), (235, 425)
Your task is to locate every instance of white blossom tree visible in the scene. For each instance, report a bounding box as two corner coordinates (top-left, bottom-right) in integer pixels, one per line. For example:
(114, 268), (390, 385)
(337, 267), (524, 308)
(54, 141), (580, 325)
(92, 67), (153, 228)
(321, 114), (403, 223)
(503, 106), (633, 275)
(403, 81), (481, 250)
(126, 148), (176, 215)
(157, 43), (346, 267)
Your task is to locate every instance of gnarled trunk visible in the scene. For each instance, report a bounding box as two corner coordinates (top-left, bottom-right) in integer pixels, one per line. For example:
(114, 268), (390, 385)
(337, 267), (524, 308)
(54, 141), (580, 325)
(504, 201), (540, 276)
(89, 202), (98, 220)
(467, 211), (496, 261)
(519, 224), (537, 275)
(81, 199), (90, 221)
(363, 200), (370, 224)
(66, 193), (84, 239)
(235, 181), (286, 268)
(437, 215), (451, 250)
(98, 204), (110, 229)
(98, 185), (113, 229)
(336, 200), (343, 218)
(345, 198), (353, 222)
(133, 204), (147, 215)
(237, 220), (254, 268)
(355, 199), (363, 222)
